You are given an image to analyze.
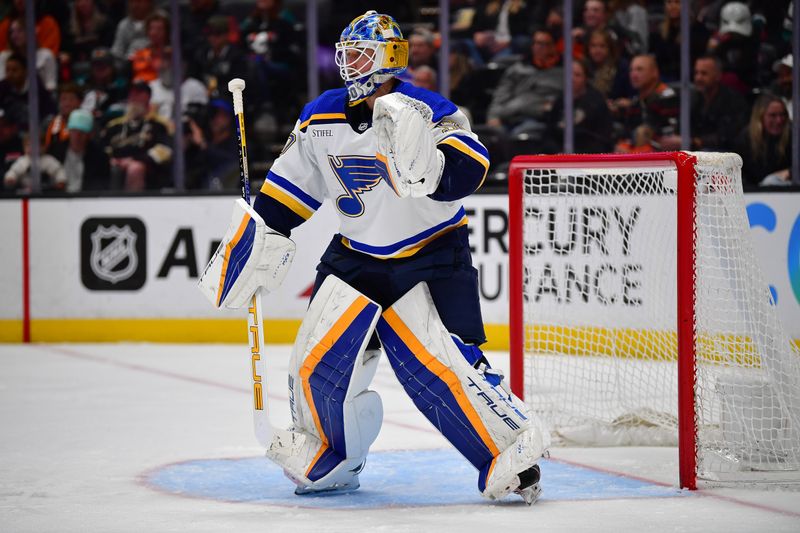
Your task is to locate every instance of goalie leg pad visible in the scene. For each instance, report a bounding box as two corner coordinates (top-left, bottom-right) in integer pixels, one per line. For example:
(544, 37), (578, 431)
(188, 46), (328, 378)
(197, 198), (295, 309)
(266, 276), (383, 492)
(376, 282), (549, 499)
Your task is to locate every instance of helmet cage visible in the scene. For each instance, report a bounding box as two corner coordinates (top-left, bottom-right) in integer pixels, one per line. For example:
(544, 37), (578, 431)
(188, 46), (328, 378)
(336, 11), (409, 103)
(335, 39), (408, 81)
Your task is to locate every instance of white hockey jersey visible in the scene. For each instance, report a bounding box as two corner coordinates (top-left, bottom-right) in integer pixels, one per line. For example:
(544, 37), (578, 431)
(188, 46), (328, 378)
(257, 81), (489, 259)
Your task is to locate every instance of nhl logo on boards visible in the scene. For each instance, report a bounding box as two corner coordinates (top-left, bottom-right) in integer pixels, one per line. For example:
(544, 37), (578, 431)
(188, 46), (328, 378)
(81, 217), (147, 290)
(90, 226), (138, 283)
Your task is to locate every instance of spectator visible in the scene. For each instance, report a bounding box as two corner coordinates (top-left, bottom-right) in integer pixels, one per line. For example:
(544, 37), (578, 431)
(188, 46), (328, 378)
(399, 28), (439, 84)
(613, 54), (680, 150)
(0, 0), (61, 56)
(649, 0), (711, 82)
(111, 0), (155, 61)
(4, 134), (66, 193)
(769, 54), (793, 120)
(181, 113), (210, 189)
(752, 0), (793, 58)
(192, 15), (248, 100)
(130, 11), (170, 83)
(572, 0), (633, 59)
(779, 1), (794, 58)
(690, 55), (748, 151)
(241, 0), (301, 122)
(609, 0), (648, 54)
(100, 81), (173, 191)
(544, 59), (614, 153)
(204, 98), (239, 190)
(411, 65), (438, 92)
(530, 0), (563, 30)
(149, 55), (208, 122)
(48, 109), (111, 192)
(486, 28), (563, 137)
(240, 0), (299, 67)
(0, 18), (58, 92)
(44, 84), (84, 151)
(615, 123), (657, 153)
(709, 1), (759, 95)
(181, 0), (238, 54)
(80, 47), (129, 127)
(410, 28), (439, 72)
(585, 29), (634, 101)
(468, 0), (537, 64)
(0, 53), (55, 128)
(0, 107), (23, 185)
(448, 42), (490, 124)
(61, 0), (115, 74)
(734, 94), (792, 186)
(104, 0), (129, 23)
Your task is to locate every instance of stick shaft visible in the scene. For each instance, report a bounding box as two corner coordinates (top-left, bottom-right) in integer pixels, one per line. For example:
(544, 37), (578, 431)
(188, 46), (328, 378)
(228, 79), (272, 446)
(229, 80), (250, 203)
(248, 290), (272, 446)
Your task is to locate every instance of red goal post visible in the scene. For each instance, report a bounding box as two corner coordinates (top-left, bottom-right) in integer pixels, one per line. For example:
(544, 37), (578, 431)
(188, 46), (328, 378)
(508, 152), (800, 489)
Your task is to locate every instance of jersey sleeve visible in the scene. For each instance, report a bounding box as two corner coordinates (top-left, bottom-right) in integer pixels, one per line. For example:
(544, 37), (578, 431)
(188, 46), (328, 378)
(253, 119), (326, 237)
(431, 108), (490, 202)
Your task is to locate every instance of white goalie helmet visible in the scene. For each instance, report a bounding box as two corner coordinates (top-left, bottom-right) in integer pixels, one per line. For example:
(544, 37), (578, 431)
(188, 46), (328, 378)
(335, 10), (409, 104)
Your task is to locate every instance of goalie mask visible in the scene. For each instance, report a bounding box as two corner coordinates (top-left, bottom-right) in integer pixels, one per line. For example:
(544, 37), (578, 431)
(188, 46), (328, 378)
(335, 11), (408, 105)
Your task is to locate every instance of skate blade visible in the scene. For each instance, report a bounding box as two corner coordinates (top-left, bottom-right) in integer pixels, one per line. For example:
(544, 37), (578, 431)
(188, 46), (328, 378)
(515, 483), (542, 505)
(294, 481), (360, 496)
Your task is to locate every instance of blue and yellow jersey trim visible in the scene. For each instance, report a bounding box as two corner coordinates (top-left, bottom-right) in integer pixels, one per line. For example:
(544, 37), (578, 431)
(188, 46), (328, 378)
(298, 112), (348, 133)
(260, 171), (322, 221)
(297, 89), (349, 132)
(341, 207), (468, 259)
(438, 133), (490, 190)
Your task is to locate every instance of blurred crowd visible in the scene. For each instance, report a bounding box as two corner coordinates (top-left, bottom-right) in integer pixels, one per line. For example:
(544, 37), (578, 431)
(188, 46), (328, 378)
(0, 0), (795, 195)
(446, 0), (795, 187)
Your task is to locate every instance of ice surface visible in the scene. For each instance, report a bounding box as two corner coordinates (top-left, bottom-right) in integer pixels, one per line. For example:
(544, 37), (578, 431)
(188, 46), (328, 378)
(1, 343), (798, 532)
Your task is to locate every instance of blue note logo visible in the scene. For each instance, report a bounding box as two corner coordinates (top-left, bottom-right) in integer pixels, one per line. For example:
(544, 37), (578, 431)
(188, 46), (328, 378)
(329, 155), (383, 217)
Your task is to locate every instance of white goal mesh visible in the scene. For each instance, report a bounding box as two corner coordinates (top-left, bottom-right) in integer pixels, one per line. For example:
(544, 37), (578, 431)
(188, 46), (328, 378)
(511, 152), (800, 485)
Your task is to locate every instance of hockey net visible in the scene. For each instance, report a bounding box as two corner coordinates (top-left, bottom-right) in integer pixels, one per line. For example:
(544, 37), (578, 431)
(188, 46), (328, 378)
(508, 152), (800, 488)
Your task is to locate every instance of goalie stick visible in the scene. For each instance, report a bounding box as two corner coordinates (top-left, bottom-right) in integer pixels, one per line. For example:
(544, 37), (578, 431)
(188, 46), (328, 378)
(228, 78), (274, 446)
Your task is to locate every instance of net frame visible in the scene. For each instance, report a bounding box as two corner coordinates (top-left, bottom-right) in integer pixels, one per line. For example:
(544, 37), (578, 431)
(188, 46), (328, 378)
(508, 151), (799, 490)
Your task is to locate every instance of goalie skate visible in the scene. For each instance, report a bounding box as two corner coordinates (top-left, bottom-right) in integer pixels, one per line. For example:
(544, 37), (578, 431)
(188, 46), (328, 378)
(514, 464), (542, 505)
(292, 461), (366, 496)
(481, 426), (548, 504)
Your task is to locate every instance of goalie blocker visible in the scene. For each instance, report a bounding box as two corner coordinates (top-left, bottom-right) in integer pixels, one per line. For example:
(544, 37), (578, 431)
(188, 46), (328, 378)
(266, 275), (548, 502)
(198, 198), (296, 309)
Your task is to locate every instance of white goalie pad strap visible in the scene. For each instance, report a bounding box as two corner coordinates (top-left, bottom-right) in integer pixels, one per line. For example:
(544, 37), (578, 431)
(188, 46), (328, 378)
(266, 276), (383, 490)
(374, 92), (444, 198)
(376, 282), (548, 484)
(197, 198), (295, 309)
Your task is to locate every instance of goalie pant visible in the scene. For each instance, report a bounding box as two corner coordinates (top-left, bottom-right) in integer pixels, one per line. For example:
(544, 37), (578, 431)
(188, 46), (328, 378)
(266, 235), (549, 499)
